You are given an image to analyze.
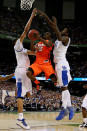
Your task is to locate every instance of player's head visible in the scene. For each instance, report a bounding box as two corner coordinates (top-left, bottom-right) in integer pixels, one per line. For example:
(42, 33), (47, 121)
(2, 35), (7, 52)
(61, 27), (71, 37)
(61, 28), (69, 36)
(43, 32), (51, 40)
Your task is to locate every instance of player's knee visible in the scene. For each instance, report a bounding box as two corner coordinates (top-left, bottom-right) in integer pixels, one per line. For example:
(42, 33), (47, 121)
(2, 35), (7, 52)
(82, 104), (87, 110)
(61, 86), (68, 91)
(49, 74), (57, 82)
(26, 67), (34, 78)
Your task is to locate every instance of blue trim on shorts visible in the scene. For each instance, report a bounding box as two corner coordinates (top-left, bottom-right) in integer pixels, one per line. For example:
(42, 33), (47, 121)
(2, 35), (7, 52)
(17, 81), (22, 97)
(15, 48), (23, 52)
(62, 70), (68, 86)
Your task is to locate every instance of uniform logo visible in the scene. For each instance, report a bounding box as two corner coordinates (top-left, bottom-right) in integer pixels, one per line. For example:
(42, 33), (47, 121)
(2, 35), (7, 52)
(55, 40), (59, 47)
(62, 66), (67, 70)
(18, 78), (21, 82)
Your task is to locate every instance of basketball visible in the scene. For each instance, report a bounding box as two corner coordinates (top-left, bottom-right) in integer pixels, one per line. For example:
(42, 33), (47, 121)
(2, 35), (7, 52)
(28, 29), (39, 41)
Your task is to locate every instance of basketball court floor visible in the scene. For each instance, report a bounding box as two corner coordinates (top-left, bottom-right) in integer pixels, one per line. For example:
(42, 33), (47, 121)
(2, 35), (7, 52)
(0, 112), (86, 131)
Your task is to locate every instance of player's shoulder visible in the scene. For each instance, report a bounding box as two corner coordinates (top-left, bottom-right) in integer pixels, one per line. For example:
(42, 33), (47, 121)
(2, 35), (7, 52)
(16, 38), (21, 44)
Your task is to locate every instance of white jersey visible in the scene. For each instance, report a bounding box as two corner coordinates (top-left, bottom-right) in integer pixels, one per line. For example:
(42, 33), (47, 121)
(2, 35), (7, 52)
(14, 39), (30, 68)
(53, 38), (72, 87)
(53, 38), (70, 63)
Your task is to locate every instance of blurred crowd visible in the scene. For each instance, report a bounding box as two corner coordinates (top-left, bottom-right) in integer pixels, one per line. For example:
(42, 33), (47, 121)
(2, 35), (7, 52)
(0, 81), (83, 112)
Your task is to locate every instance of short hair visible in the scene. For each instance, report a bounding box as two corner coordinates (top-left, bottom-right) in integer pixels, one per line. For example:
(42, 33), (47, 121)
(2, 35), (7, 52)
(64, 27), (71, 37)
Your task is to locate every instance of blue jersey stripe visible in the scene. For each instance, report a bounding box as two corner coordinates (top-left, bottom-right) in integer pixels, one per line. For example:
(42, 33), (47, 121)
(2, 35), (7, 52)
(62, 70), (68, 86)
(17, 82), (22, 97)
(15, 48), (23, 52)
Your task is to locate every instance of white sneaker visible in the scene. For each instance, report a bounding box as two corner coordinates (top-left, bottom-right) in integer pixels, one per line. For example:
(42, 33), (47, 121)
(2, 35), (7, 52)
(16, 118), (30, 130)
(79, 122), (87, 128)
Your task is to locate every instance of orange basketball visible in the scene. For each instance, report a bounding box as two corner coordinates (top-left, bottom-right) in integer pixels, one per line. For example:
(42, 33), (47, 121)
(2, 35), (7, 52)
(28, 29), (39, 41)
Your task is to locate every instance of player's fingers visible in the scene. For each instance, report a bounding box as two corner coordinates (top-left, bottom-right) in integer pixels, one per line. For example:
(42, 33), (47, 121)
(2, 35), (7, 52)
(32, 8), (37, 15)
(37, 9), (43, 15)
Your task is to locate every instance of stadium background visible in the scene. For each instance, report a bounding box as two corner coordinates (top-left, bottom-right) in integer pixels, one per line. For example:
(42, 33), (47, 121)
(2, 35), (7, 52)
(0, 0), (87, 111)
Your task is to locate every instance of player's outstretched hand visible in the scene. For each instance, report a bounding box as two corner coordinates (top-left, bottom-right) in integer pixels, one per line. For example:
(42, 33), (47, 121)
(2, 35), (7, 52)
(32, 8), (37, 16)
(36, 9), (46, 17)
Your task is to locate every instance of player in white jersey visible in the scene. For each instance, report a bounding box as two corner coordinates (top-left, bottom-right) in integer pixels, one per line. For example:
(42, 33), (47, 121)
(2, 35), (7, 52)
(14, 9), (36, 130)
(79, 84), (87, 128)
(37, 10), (74, 120)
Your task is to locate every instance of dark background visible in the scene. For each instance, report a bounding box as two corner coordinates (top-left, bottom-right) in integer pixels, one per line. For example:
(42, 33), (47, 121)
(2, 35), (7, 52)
(0, 0), (86, 23)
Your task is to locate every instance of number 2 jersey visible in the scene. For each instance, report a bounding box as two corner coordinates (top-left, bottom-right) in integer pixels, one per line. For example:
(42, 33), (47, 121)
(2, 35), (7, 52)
(35, 40), (53, 64)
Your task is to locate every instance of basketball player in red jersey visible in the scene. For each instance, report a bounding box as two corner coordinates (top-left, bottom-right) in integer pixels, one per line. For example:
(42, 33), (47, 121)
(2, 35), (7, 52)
(27, 31), (57, 91)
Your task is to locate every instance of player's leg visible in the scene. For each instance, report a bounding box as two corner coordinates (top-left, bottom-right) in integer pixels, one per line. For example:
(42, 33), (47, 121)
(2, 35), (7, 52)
(43, 62), (67, 117)
(56, 92), (69, 120)
(55, 64), (74, 120)
(23, 70), (32, 97)
(80, 94), (87, 128)
(43, 62), (57, 83)
(26, 62), (42, 92)
(16, 84), (30, 129)
(49, 73), (57, 83)
(43, 62), (67, 114)
(15, 68), (30, 129)
(66, 70), (74, 120)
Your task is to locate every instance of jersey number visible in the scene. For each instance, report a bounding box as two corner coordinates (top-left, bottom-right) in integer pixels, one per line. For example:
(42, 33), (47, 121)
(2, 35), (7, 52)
(38, 46), (43, 51)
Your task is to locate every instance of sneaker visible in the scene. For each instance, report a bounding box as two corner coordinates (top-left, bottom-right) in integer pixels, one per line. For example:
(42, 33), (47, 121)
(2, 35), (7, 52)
(79, 122), (87, 128)
(56, 108), (68, 120)
(68, 107), (74, 120)
(36, 85), (42, 94)
(16, 118), (30, 130)
(36, 84), (40, 92)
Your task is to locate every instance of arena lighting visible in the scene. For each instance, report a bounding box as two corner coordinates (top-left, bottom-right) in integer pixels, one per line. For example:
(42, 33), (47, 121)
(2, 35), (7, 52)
(73, 78), (87, 81)
(1, 75), (87, 81)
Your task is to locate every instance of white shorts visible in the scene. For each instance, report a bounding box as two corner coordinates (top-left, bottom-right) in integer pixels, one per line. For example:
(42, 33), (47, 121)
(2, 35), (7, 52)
(15, 67), (32, 97)
(82, 94), (87, 109)
(55, 61), (72, 87)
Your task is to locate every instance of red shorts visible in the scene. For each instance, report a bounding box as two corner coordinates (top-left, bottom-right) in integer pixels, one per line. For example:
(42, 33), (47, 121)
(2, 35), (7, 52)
(30, 61), (55, 79)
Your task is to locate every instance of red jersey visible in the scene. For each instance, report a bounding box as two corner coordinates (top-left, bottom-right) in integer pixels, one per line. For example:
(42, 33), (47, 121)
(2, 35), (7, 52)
(35, 40), (53, 64)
